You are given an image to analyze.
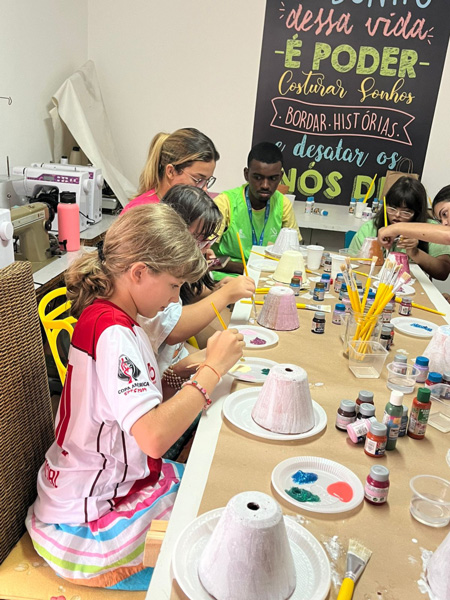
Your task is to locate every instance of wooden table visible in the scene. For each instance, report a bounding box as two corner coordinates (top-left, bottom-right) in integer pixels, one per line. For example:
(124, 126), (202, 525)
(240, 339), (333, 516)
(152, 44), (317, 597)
(147, 251), (450, 600)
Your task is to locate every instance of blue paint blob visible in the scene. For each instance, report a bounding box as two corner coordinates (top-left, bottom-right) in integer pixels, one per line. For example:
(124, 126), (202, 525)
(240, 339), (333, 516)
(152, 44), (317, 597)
(291, 470), (318, 485)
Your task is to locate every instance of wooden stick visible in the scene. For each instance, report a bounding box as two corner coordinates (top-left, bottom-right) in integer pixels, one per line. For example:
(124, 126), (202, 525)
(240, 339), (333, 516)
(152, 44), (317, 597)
(211, 302), (227, 330)
(236, 232), (249, 276)
(363, 174), (377, 203)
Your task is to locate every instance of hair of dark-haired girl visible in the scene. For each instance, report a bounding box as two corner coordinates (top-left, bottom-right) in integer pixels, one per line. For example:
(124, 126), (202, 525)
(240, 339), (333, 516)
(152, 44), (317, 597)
(161, 184), (222, 304)
(432, 185), (450, 219)
(373, 176), (429, 253)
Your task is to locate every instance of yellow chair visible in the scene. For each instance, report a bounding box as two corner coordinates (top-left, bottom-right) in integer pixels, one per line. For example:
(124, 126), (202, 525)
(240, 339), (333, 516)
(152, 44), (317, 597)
(38, 287), (77, 385)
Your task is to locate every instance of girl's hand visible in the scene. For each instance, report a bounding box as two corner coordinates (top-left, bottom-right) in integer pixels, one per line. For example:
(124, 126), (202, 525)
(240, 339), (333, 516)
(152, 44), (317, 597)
(378, 225), (397, 248)
(396, 236), (418, 251)
(220, 275), (255, 303)
(204, 329), (245, 376)
(171, 349), (206, 379)
(204, 248), (216, 261)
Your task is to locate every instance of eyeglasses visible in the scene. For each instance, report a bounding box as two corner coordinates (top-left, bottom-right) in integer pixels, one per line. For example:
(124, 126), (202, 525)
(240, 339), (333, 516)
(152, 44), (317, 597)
(196, 234), (218, 250)
(180, 170), (217, 190)
(386, 206), (415, 219)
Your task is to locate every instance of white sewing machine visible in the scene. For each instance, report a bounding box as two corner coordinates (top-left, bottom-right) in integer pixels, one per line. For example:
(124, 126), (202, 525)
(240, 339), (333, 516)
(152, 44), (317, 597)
(12, 165), (90, 232)
(32, 162), (103, 224)
(0, 208), (14, 270)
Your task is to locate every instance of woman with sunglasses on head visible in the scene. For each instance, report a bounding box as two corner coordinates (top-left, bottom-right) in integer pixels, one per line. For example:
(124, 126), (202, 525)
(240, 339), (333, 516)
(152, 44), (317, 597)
(121, 128), (219, 214)
(349, 177), (450, 280)
(378, 185), (450, 248)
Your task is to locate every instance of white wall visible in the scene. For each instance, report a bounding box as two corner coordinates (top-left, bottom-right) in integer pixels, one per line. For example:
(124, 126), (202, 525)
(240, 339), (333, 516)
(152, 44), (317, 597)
(88, 0), (450, 198)
(0, 0), (88, 172)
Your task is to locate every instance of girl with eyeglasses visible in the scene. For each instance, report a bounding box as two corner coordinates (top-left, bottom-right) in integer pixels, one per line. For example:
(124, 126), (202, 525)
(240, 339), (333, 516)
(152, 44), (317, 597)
(349, 176), (450, 280)
(379, 185), (450, 249)
(121, 127), (219, 215)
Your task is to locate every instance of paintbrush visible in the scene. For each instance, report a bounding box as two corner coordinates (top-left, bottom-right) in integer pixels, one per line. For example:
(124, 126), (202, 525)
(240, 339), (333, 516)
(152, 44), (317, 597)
(241, 300), (331, 312)
(337, 539), (372, 600)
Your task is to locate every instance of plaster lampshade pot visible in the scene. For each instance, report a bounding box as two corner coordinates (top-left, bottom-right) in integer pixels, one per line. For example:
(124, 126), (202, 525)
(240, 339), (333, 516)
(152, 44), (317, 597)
(358, 236), (384, 266)
(378, 251), (410, 280)
(257, 286), (299, 331)
(427, 530), (450, 600)
(251, 363), (315, 434)
(198, 491), (296, 600)
(273, 250), (309, 285)
(270, 227), (301, 255)
(423, 325), (450, 375)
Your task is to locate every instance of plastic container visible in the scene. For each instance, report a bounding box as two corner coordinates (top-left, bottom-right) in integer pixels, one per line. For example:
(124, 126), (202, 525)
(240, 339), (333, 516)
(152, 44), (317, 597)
(410, 475), (450, 527)
(386, 363), (420, 394)
(348, 341), (389, 379)
(58, 192), (80, 252)
(343, 310), (383, 354)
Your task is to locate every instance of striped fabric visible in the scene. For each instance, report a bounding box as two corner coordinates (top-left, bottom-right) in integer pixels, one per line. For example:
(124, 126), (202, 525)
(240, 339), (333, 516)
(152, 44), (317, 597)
(26, 460), (184, 590)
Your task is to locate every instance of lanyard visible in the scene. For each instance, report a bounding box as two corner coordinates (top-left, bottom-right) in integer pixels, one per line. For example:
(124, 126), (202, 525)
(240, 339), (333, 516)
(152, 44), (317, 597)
(244, 186), (271, 246)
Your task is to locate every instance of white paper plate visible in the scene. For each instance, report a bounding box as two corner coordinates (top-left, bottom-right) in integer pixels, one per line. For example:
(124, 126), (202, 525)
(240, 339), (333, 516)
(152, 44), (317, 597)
(222, 388), (327, 440)
(373, 280), (415, 297)
(272, 456), (364, 514)
(235, 325), (279, 349)
(228, 358), (277, 383)
(172, 508), (331, 600)
(391, 316), (438, 338)
(250, 257), (278, 273)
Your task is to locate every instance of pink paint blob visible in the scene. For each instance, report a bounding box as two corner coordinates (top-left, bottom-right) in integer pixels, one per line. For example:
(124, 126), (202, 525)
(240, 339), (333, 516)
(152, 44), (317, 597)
(327, 482), (353, 503)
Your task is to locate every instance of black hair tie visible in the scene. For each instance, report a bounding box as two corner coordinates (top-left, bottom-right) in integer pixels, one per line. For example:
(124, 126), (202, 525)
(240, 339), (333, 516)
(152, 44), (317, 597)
(97, 240), (105, 262)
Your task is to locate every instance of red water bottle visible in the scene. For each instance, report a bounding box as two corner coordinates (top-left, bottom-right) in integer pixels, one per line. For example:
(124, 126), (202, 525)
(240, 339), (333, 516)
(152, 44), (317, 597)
(58, 192), (80, 252)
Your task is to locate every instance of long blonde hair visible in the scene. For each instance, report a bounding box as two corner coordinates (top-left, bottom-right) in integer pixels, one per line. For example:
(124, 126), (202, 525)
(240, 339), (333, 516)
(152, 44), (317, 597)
(65, 204), (207, 318)
(137, 127), (219, 195)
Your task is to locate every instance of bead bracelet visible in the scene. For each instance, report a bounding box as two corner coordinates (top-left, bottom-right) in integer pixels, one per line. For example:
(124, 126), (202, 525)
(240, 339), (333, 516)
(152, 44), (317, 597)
(162, 366), (188, 390)
(181, 379), (212, 411)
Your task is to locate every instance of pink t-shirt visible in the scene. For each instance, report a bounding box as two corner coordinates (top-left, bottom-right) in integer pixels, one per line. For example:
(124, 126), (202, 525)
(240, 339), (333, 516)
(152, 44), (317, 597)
(121, 188), (159, 214)
(34, 300), (163, 524)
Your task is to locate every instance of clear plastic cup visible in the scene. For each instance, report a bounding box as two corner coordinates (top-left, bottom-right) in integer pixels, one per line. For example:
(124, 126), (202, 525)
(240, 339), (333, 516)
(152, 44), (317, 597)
(348, 340), (389, 379)
(386, 363), (420, 394)
(306, 245), (324, 270)
(409, 475), (450, 527)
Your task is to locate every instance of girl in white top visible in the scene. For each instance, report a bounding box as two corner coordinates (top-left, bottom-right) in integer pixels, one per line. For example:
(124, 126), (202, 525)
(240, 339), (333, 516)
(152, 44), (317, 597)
(26, 204), (245, 590)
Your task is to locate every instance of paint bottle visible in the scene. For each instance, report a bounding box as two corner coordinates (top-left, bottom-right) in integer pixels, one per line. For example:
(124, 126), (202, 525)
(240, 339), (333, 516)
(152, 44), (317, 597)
(380, 326), (392, 350)
(414, 356), (429, 383)
(364, 421), (387, 457)
(385, 323), (395, 348)
(60, 155), (68, 165)
(347, 416), (377, 444)
(305, 197), (314, 213)
(356, 390), (374, 413)
(339, 282), (347, 301)
(398, 405), (409, 437)
(364, 465), (390, 505)
(293, 270), (303, 288)
(332, 303), (346, 325)
(372, 198), (379, 212)
(321, 251), (329, 268)
(349, 198), (356, 214)
(365, 291), (376, 310)
(320, 273), (331, 291)
(382, 390), (404, 450)
(399, 296), (412, 316)
(290, 276), (301, 296)
(313, 282), (325, 302)
(442, 371), (450, 399)
(341, 293), (352, 314)
(334, 273), (344, 294)
(336, 400), (357, 431)
(407, 387), (432, 440)
(362, 206), (372, 222)
(392, 353), (408, 374)
(382, 301), (395, 323)
(425, 372), (442, 388)
(357, 401), (376, 420)
(323, 254), (332, 273)
(311, 311), (326, 334)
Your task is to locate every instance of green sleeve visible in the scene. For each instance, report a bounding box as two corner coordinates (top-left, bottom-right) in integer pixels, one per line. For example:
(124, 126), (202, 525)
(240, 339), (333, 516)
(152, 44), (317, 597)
(348, 221), (377, 255)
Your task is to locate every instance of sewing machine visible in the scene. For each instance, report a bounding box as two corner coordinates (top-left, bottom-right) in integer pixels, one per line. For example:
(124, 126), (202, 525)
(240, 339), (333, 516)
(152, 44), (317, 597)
(0, 209), (14, 269)
(12, 165), (90, 232)
(32, 162), (103, 224)
(11, 203), (58, 272)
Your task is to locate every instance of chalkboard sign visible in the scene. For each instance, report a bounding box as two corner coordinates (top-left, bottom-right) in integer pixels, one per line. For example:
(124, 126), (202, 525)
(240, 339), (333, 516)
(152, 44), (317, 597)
(252, 0), (450, 205)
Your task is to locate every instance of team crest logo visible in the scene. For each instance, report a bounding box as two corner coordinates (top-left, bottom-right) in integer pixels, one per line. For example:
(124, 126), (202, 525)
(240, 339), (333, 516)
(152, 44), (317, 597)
(118, 355), (141, 384)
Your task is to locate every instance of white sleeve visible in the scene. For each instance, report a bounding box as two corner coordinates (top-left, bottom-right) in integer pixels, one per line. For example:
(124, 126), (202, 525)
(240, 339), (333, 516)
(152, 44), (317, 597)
(95, 325), (162, 435)
(137, 301), (182, 352)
